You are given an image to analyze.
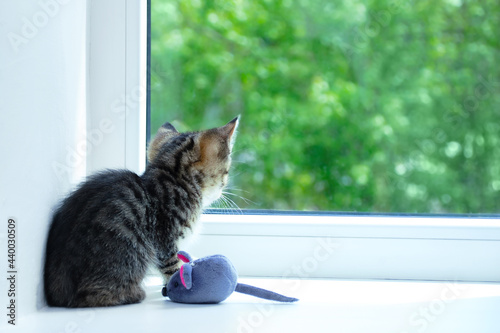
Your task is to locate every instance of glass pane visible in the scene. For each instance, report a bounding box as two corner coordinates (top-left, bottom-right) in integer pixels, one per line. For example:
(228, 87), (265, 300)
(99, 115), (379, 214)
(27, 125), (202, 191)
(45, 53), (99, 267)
(150, 0), (500, 214)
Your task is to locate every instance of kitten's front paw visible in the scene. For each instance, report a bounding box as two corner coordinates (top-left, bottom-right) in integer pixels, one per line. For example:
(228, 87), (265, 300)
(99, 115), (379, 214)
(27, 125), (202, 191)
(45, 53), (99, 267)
(160, 258), (182, 284)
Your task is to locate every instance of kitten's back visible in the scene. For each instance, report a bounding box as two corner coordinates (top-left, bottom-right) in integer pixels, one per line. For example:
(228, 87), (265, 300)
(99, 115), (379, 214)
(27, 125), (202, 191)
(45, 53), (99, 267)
(44, 170), (153, 307)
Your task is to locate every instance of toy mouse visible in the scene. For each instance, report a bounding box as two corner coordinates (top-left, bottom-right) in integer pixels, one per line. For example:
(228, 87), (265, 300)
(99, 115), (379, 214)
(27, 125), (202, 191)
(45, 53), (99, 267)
(161, 251), (299, 304)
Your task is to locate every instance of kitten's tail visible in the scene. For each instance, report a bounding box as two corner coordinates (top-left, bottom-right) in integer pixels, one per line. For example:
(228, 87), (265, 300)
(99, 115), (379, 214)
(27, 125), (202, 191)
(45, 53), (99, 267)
(234, 283), (298, 303)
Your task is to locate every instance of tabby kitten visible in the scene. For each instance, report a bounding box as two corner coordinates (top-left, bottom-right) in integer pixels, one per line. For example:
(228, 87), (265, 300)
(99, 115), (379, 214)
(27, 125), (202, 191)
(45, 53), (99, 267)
(44, 117), (238, 307)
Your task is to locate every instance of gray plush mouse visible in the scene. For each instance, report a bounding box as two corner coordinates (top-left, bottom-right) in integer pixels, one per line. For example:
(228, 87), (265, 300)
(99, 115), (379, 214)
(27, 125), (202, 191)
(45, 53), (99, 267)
(162, 251), (299, 304)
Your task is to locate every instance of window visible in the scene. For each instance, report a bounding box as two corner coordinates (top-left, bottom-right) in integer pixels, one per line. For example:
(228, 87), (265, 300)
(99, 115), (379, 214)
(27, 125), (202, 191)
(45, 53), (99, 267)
(150, 0), (500, 214)
(145, 0), (500, 282)
(81, 0), (500, 283)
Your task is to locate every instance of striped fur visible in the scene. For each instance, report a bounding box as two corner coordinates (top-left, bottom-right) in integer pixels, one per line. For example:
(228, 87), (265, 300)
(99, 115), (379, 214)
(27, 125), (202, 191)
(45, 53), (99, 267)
(44, 118), (238, 307)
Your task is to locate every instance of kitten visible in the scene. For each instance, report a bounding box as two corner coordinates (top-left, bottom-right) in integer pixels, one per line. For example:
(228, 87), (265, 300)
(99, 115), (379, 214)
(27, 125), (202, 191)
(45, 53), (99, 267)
(44, 117), (238, 307)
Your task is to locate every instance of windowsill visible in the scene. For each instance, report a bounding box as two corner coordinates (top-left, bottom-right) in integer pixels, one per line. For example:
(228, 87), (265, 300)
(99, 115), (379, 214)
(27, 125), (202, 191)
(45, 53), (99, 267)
(13, 278), (500, 332)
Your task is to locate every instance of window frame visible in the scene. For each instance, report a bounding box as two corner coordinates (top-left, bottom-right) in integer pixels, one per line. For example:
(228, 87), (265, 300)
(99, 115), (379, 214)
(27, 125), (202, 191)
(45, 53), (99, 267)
(192, 212), (500, 282)
(87, 0), (148, 176)
(88, 0), (500, 283)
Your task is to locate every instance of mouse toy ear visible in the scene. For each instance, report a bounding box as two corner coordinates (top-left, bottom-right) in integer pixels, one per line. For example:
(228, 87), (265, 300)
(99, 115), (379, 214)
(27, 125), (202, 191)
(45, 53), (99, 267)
(177, 251), (193, 263)
(180, 263), (193, 290)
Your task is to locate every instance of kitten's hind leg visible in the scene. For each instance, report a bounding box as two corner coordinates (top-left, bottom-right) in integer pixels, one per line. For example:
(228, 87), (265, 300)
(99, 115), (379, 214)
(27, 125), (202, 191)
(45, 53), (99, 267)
(73, 283), (146, 307)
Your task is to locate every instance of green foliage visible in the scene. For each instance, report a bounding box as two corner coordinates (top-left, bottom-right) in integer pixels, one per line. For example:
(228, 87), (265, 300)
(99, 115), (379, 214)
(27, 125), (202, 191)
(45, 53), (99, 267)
(151, 0), (500, 213)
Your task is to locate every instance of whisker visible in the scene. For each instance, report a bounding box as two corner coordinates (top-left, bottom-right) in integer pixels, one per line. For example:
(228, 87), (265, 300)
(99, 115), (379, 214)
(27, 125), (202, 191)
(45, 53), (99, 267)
(222, 191), (257, 206)
(224, 187), (252, 194)
(210, 196), (230, 214)
(223, 194), (243, 214)
(219, 193), (243, 215)
(209, 193), (237, 215)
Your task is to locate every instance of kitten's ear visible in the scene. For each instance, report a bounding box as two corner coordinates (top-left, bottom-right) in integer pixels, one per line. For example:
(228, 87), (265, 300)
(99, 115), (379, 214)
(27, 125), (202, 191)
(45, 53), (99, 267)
(161, 122), (179, 133)
(147, 121), (180, 162)
(195, 116), (240, 167)
(221, 116), (239, 149)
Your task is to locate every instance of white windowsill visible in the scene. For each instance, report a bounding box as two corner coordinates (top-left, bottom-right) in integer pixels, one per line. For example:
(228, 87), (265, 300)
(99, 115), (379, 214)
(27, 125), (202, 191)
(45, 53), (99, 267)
(12, 278), (500, 333)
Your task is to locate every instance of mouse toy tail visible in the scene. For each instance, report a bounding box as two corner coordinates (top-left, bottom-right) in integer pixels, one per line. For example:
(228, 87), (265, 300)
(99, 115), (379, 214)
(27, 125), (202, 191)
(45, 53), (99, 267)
(235, 283), (298, 303)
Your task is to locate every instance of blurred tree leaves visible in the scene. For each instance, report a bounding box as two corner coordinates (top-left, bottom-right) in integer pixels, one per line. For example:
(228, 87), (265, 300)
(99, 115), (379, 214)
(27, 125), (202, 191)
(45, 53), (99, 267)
(151, 0), (500, 213)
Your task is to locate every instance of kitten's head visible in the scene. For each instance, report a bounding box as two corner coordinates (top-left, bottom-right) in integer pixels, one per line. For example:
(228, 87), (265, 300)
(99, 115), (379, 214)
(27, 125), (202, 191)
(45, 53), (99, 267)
(148, 117), (239, 207)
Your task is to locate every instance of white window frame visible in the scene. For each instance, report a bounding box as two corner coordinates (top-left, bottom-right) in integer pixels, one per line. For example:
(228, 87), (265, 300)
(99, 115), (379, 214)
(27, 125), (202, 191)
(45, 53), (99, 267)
(87, 1), (500, 283)
(87, 0), (147, 175)
(193, 213), (500, 282)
